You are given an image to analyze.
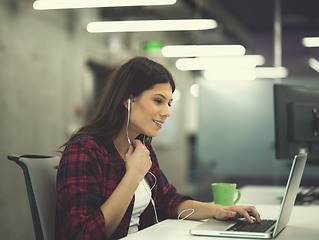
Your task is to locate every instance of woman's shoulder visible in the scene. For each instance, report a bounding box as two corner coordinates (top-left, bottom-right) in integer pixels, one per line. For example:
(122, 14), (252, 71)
(68, 134), (100, 147)
(70, 134), (97, 143)
(62, 135), (117, 164)
(66, 134), (113, 153)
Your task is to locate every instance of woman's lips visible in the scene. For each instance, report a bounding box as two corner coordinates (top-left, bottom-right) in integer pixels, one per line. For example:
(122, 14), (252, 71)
(153, 120), (163, 129)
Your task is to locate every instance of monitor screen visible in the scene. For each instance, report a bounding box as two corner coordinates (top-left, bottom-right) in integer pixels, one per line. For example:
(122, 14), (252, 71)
(274, 84), (319, 164)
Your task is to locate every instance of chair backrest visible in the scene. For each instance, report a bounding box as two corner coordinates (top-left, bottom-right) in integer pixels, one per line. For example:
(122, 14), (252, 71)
(8, 154), (60, 240)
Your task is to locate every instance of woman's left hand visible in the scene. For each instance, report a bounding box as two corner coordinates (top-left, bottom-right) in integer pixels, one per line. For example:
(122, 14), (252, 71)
(214, 205), (261, 223)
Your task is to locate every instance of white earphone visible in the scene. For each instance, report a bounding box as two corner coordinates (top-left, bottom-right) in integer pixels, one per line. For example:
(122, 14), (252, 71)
(126, 99), (132, 145)
(127, 98), (131, 110)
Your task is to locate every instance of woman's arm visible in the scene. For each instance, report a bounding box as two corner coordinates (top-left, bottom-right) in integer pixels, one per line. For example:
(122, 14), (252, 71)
(100, 140), (152, 239)
(99, 170), (141, 238)
(177, 200), (261, 223)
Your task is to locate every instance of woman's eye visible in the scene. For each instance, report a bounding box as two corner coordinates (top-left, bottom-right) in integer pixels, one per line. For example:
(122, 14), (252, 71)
(155, 98), (172, 107)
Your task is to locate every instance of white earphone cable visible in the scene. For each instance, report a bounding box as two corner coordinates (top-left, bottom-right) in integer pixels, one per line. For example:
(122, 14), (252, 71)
(126, 99), (131, 145)
(177, 208), (195, 221)
(142, 171), (159, 223)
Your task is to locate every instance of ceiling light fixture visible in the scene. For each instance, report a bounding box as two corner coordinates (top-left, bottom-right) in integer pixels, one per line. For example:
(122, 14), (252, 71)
(161, 45), (246, 57)
(308, 58), (319, 72)
(87, 19), (217, 33)
(33, 0), (176, 10)
(302, 37), (319, 47)
(255, 67), (288, 78)
(203, 67), (288, 81)
(203, 69), (256, 81)
(176, 55), (265, 71)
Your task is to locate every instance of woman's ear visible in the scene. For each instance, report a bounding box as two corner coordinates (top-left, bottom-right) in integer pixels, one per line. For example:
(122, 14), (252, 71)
(124, 98), (135, 109)
(123, 99), (129, 109)
(124, 95), (135, 109)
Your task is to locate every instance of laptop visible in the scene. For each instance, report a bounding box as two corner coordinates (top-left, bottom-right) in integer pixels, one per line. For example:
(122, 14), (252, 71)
(190, 154), (307, 239)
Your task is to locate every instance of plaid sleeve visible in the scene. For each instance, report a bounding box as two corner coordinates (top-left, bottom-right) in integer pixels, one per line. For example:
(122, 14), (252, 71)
(55, 137), (107, 240)
(146, 142), (193, 220)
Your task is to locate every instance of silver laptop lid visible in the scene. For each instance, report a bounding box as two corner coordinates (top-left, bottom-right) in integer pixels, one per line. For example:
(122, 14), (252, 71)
(273, 154), (307, 237)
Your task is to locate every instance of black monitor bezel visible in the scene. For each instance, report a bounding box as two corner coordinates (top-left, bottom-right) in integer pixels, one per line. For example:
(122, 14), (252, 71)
(274, 84), (319, 164)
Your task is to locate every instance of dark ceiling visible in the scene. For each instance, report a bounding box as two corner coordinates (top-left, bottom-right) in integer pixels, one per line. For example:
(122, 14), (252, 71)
(209, 0), (319, 33)
(195, 0), (319, 78)
(100, 0), (319, 78)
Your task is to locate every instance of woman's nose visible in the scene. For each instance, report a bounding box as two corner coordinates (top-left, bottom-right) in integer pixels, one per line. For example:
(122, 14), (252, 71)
(160, 105), (171, 118)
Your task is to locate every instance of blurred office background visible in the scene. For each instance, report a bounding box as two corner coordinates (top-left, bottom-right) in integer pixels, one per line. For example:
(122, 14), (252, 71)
(1, 0), (319, 239)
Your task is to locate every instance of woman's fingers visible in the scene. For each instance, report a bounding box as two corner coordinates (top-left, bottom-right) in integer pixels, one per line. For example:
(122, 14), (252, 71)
(125, 139), (152, 179)
(239, 206), (261, 222)
(247, 206), (261, 222)
(216, 205), (261, 223)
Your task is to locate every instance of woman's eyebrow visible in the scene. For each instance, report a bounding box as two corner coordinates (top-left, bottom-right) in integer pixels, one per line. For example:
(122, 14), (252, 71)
(154, 94), (173, 101)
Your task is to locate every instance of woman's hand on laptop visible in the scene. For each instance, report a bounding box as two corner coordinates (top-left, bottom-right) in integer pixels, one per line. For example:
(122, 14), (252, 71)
(176, 200), (260, 223)
(214, 205), (261, 223)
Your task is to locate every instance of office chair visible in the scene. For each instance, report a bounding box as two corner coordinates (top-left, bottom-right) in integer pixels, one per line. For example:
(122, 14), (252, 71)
(8, 154), (60, 240)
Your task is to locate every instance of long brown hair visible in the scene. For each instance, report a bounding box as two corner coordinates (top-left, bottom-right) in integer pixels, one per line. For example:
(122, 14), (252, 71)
(62, 56), (175, 148)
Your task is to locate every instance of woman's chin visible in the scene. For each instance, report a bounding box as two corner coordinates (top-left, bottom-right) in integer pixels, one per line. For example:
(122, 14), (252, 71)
(144, 130), (159, 138)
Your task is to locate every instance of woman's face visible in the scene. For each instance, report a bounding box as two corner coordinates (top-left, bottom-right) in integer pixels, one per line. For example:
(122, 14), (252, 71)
(128, 82), (173, 138)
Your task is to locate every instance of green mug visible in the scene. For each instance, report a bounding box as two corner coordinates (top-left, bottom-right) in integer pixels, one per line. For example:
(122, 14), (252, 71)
(211, 183), (241, 206)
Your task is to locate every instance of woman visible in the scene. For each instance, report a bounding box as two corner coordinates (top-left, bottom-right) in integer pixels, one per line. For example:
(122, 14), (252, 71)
(55, 57), (260, 240)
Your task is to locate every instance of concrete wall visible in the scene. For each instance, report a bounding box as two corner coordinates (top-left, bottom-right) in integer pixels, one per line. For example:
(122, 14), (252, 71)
(0, 1), (195, 239)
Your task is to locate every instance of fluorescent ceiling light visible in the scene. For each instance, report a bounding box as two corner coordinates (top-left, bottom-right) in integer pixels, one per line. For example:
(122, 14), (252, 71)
(176, 55), (265, 71)
(302, 37), (319, 47)
(162, 45), (246, 57)
(255, 67), (288, 78)
(308, 58), (319, 72)
(203, 67), (288, 81)
(87, 19), (217, 33)
(203, 69), (256, 81)
(33, 0), (176, 10)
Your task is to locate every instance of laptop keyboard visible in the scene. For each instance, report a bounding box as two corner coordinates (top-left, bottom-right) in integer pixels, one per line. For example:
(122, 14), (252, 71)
(226, 219), (276, 232)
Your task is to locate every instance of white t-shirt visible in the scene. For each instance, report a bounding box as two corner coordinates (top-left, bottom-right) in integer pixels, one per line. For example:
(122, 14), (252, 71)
(128, 178), (152, 234)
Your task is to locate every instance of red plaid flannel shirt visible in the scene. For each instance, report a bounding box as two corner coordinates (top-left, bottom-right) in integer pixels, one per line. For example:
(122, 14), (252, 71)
(55, 135), (192, 240)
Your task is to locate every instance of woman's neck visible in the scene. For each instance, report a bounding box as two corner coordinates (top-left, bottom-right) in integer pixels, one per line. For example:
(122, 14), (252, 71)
(113, 128), (136, 158)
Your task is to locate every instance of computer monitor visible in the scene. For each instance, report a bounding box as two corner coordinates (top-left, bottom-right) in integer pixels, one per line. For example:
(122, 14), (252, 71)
(274, 84), (319, 164)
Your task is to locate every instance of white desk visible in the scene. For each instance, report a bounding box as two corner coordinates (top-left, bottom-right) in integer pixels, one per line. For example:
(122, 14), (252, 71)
(123, 186), (319, 240)
(239, 185), (286, 205)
